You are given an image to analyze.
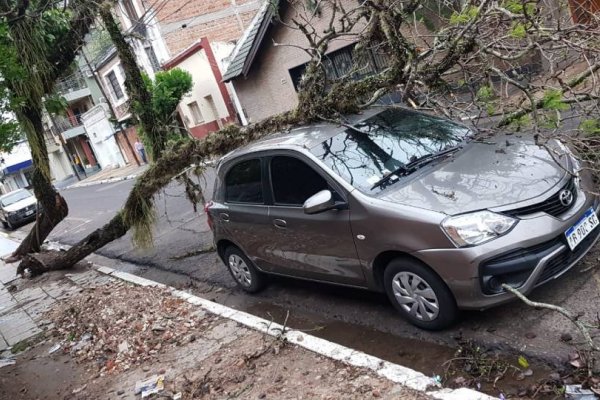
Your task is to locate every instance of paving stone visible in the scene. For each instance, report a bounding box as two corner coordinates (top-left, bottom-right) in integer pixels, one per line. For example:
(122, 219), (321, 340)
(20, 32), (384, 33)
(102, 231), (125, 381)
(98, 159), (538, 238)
(5, 326), (42, 346)
(13, 287), (47, 303)
(0, 264), (18, 285)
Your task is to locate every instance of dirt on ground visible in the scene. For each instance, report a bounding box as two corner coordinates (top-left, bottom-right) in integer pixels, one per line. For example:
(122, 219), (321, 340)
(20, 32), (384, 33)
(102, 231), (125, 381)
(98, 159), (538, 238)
(0, 280), (431, 400)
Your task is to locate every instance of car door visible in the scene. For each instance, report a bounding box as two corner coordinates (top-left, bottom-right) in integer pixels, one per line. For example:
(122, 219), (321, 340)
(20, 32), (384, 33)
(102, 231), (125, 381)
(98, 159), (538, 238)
(263, 154), (365, 286)
(217, 157), (272, 269)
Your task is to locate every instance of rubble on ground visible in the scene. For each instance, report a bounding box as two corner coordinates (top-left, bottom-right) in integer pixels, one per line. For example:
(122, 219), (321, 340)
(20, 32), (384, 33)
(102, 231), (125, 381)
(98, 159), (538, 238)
(45, 281), (215, 373)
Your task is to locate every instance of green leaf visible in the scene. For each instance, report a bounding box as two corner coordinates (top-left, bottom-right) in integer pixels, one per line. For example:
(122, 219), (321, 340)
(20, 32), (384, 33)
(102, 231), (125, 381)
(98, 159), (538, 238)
(477, 85), (494, 101)
(579, 119), (600, 135)
(518, 355), (529, 369)
(449, 6), (479, 25)
(510, 23), (527, 39)
(541, 89), (568, 111)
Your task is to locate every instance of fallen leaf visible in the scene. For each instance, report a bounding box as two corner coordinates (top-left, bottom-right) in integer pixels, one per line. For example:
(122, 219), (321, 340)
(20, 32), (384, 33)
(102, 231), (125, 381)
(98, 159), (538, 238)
(518, 356), (529, 369)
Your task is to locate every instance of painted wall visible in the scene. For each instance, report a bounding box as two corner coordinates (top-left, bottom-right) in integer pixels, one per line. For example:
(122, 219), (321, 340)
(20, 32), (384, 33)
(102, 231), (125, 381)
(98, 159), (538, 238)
(177, 48), (231, 125)
(81, 104), (127, 169)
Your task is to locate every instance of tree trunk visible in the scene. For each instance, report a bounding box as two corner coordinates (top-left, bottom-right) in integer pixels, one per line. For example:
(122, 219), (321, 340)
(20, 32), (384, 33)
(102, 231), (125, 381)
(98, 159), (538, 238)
(7, 106), (69, 262)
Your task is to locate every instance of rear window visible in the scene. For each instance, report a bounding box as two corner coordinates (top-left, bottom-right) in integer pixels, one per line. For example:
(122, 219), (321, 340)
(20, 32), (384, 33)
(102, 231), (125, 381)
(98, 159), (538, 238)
(225, 159), (263, 204)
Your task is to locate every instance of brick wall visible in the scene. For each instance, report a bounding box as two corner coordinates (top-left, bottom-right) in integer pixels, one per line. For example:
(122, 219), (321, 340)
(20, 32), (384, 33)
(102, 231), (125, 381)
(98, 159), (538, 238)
(143, 0), (261, 56)
(115, 126), (143, 165)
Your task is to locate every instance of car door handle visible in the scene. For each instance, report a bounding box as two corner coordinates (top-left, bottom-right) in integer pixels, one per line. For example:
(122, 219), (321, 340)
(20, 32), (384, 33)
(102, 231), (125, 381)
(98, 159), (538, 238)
(219, 213), (230, 222)
(273, 219), (287, 229)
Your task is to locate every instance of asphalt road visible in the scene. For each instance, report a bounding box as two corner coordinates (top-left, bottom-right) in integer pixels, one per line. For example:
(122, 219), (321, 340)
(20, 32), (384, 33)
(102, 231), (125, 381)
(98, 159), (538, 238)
(5, 173), (600, 377)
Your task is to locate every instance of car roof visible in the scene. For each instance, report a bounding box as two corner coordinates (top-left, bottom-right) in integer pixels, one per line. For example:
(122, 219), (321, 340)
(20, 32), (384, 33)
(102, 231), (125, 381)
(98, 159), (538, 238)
(0, 189), (28, 199)
(220, 107), (386, 163)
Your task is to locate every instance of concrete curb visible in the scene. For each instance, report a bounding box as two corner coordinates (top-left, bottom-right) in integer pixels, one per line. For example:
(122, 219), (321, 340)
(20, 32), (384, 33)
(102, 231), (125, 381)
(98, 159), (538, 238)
(65, 174), (140, 190)
(93, 264), (495, 400)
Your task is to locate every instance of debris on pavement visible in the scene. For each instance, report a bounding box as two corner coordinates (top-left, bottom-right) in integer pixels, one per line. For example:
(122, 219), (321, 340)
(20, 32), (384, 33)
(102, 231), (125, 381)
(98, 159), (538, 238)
(135, 374), (165, 398)
(48, 343), (62, 354)
(565, 384), (597, 400)
(45, 281), (213, 373)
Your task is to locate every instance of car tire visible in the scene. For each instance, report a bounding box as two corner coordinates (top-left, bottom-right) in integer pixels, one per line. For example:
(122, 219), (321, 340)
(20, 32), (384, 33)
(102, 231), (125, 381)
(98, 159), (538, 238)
(1, 220), (7, 229)
(5, 220), (14, 230)
(223, 245), (266, 293)
(384, 257), (458, 330)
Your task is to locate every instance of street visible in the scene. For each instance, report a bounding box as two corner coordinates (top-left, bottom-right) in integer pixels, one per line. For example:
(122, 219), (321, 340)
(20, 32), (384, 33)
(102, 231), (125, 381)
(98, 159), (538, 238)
(5, 177), (600, 377)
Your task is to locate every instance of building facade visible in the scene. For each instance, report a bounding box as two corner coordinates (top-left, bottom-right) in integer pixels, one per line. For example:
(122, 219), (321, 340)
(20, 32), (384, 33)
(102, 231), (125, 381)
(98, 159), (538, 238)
(163, 38), (237, 139)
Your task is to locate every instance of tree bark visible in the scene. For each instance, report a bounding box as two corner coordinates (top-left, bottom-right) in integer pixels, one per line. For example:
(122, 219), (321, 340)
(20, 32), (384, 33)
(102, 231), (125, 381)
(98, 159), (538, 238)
(7, 106), (69, 262)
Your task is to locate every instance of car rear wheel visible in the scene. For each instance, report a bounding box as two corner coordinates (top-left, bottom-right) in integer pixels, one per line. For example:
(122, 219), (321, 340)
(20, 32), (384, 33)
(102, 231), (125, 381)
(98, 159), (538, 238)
(384, 258), (458, 330)
(223, 246), (266, 293)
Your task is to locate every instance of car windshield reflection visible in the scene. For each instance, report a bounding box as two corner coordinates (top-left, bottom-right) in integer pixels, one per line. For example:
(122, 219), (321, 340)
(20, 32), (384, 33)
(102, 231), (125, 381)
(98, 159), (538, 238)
(311, 108), (472, 193)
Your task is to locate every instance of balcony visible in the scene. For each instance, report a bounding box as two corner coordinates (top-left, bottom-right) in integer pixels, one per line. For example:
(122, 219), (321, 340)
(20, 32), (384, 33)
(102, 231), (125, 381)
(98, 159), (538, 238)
(55, 72), (91, 102)
(53, 113), (86, 140)
(44, 130), (61, 153)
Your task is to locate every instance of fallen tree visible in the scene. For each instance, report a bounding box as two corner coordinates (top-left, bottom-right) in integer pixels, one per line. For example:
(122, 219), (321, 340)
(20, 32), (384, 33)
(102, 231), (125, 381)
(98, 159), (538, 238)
(9, 0), (600, 274)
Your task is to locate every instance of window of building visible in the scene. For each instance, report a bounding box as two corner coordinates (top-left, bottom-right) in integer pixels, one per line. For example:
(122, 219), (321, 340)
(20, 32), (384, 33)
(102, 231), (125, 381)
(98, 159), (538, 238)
(270, 156), (328, 206)
(105, 70), (124, 101)
(225, 159), (263, 204)
(188, 101), (204, 125)
(288, 44), (390, 91)
(145, 46), (160, 72)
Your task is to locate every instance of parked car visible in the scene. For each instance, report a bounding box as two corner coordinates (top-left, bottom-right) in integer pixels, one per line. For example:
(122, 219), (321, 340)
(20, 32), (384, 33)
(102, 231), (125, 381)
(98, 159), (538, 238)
(205, 106), (599, 330)
(0, 189), (38, 230)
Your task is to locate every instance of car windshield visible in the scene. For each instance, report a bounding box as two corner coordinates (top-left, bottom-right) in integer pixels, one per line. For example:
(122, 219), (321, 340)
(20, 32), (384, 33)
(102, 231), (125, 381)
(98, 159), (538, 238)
(1, 189), (32, 207)
(310, 108), (472, 194)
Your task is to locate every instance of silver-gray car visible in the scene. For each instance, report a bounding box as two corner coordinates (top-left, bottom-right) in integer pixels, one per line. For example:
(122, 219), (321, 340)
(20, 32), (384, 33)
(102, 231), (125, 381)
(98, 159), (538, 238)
(205, 106), (599, 329)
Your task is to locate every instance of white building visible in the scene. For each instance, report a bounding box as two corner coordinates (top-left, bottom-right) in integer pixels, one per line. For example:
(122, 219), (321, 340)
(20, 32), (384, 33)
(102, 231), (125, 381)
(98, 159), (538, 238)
(81, 104), (126, 169)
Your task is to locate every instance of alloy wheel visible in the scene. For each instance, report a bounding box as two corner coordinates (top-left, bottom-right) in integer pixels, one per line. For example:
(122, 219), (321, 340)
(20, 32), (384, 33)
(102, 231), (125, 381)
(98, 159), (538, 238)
(392, 271), (439, 321)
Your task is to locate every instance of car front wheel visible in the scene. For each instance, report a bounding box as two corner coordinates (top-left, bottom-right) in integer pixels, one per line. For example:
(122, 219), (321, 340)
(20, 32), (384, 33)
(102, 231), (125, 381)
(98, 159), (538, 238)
(384, 258), (458, 330)
(223, 246), (266, 293)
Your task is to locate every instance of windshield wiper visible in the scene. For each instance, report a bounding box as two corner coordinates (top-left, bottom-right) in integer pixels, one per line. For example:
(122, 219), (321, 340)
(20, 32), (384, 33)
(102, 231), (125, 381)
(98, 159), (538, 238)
(370, 146), (461, 191)
(405, 145), (462, 169)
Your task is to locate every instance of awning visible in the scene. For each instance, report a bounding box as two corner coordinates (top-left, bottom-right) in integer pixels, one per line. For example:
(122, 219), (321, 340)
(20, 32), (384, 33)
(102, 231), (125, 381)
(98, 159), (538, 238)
(4, 159), (33, 174)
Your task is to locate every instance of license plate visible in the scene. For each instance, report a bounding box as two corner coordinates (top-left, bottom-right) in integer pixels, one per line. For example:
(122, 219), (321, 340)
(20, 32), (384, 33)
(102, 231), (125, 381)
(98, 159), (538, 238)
(25, 210), (34, 216)
(565, 208), (599, 250)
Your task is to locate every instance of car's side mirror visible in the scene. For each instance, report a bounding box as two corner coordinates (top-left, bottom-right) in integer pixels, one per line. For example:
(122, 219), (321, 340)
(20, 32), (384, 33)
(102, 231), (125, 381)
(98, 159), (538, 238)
(303, 190), (343, 214)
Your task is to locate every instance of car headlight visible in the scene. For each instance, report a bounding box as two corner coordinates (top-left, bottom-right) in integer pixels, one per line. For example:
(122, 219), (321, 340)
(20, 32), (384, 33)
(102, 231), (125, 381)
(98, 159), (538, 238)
(441, 211), (517, 247)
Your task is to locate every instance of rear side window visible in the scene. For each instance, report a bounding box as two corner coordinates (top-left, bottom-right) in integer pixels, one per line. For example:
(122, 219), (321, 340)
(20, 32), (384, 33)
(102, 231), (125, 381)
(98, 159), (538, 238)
(271, 156), (328, 206)
(225, 159), (263, 203)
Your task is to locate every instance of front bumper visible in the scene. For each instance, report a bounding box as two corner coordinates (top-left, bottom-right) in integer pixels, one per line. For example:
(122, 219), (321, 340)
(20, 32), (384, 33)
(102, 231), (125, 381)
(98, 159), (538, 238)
(414, 182), (600, 310)
(7, 207), (37, 225)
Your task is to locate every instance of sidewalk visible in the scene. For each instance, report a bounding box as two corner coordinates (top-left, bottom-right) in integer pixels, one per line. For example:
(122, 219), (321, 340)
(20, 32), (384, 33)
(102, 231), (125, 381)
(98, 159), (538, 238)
(65, 163), (148, 190)
(0, 237), (490, 399)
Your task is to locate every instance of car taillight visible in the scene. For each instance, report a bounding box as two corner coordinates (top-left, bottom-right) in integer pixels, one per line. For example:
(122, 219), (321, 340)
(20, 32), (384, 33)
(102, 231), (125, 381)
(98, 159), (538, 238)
(204, 201), (214, 231)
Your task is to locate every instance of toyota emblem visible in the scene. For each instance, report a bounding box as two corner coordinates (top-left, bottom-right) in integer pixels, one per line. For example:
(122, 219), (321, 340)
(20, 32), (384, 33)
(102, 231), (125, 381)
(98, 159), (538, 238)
(559, 189), (574, 207)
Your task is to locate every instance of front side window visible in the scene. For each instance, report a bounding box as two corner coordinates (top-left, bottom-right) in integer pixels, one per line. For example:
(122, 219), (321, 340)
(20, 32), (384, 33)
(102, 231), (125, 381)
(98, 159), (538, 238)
(271, 156), (328, 206)
(225, 159), (263, 204)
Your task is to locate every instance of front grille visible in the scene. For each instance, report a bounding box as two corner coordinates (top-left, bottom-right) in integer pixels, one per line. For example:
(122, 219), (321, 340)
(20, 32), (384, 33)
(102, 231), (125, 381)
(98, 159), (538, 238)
(505, 178), (577, 218)
(535, 224), (600, 285)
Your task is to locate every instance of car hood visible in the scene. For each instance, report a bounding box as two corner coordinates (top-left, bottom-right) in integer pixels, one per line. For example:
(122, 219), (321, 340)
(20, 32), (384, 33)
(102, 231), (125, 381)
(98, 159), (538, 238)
(3, 196), (37, 212)
(378, 135), (569, 215)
